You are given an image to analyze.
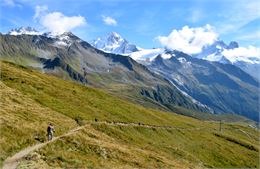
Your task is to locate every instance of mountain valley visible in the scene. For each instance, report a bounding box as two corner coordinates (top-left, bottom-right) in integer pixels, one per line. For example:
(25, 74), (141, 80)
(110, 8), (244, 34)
(0, 26), (259, 168)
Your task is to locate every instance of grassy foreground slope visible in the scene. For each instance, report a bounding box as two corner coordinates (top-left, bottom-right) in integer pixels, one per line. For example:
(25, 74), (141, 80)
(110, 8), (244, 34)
(0, 61), (259, 168)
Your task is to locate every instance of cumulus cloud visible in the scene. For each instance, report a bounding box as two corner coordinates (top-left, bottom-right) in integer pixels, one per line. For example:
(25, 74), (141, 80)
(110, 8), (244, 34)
(34, 5), (86, 34)
(157, 24), (218, 54)
(222, 46), (260, 63)
(102, 15), (117, 26)
(41, 12), (86, 33)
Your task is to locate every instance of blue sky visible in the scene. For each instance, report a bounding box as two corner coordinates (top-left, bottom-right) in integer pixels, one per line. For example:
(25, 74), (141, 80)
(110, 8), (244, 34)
(1, 0), (260, 48)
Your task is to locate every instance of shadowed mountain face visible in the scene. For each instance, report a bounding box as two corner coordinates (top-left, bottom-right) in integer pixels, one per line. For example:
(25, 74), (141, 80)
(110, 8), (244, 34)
(148, 50), (259, 121)
(0, 33), (210, 114)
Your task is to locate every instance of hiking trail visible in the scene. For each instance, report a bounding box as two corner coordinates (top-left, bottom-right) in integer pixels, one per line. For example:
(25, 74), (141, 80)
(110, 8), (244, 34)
(2, 121), (205, 169)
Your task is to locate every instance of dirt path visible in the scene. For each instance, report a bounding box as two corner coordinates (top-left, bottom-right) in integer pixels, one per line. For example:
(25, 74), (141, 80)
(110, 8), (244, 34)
(92, 121), (205, 130)
(2, 121), (204, 169)
(2, 125), (85, 169)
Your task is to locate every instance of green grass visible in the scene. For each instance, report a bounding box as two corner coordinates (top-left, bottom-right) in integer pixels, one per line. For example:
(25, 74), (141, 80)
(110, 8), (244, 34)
(1, 61), (259, 168)
(33, 123), (259, 168)
(90, 75), (256, 124)
(0, 61), (205, 126)
(0, 80), (77, 166)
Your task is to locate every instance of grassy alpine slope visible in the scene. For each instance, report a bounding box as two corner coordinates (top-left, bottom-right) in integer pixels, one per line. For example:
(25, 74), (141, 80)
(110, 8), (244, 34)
(0, 61), (259, 168)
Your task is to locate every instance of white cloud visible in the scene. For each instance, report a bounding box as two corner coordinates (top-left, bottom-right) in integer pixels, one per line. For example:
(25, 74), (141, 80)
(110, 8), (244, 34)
(157, 24), (218, 54)
(2, 0), (22, 7)
(237, 31), (260, 41)
(217, 0), (260, 34)
(188, 10), (203, 23)
(102, 15), (117, 26)
(34, 5), (48, 19)
(41, 12), (86, 33)
(233, 1), (260, 23)
(3, 0), (15, 6)
(222, 46), (260, 63)
(34, 6), (86, 34)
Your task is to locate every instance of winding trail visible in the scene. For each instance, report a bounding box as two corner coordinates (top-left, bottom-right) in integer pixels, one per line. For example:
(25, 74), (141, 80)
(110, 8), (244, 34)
(2, 121), (205, 169)
(2, 125), (85, 169)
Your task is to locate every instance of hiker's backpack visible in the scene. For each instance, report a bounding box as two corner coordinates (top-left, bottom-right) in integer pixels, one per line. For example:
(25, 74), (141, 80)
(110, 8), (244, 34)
(47, 126), (52, 133)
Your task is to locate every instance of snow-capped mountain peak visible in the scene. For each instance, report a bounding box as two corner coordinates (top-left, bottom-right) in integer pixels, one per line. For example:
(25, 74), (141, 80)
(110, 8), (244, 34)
(194, 40), (260, 64)
(193, 40), (241, 62)
(193, 40), (260, 80)
(129, 48), (165, 62)
(44, 31), (82, 47)
(7, 27), (83, 48)
(91, 32), (139, 54)
(108, 32), (121, 41)
(8, 27), (42, 36)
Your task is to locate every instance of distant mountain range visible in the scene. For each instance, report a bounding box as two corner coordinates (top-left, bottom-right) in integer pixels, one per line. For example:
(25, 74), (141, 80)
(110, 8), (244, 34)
(8, 26), (41, 36)
(193, 40), (239, 61)
(0, 27), (211, 117)
(1, 27), (259, 121)
(193, 40), (260, 81)
(149, 50), (259, 120)
(91, 31), (260, 121)
(93, 32), (260, 81)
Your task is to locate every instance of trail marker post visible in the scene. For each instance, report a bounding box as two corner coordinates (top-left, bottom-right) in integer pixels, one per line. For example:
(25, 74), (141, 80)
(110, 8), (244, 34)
(219, 120), (222, 132)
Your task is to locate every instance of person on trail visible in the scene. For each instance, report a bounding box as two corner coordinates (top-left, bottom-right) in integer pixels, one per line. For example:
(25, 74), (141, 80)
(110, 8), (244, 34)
(47, 123), (55, 141)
